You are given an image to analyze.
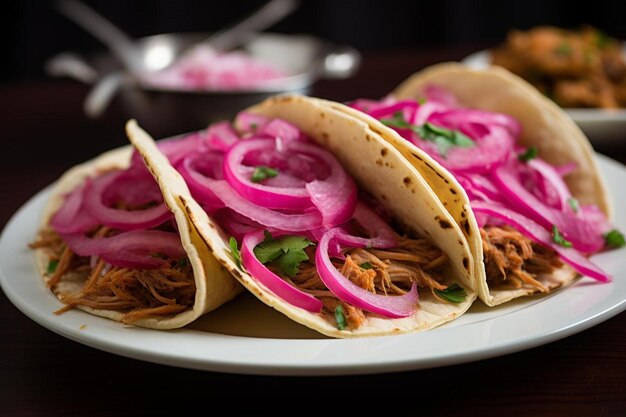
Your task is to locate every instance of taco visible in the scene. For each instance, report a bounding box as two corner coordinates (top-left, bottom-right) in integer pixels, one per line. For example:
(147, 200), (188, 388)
(125, 94), (477, 338)
(326, 62), (622, 306)
(30, 144), (241, 329)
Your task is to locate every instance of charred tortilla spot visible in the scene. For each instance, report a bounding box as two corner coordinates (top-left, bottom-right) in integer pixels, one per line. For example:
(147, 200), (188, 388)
(376, 158), (383, 166)
(320, 112), (325, 118)
(366, 135), (372, 142)
(230, 268), (242, 279)
(381, 148), (388, 157)
(438, 219), (452, 229)
(381, 194), (387, 200)
(462, 219), (471, 235)
(275, 96), (292, 104)
(321, 132), (329, 140)
(463, 257), (469, 270)
(403, 176), (412, 186)
(450, 188), (457, 194)
(411, 152), (423, 161)
(461, 211), (466, 218)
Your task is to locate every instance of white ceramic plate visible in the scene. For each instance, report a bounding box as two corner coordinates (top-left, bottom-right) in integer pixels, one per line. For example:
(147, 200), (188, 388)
(1, 155), (625, 376)
(462, 49), (626, 145)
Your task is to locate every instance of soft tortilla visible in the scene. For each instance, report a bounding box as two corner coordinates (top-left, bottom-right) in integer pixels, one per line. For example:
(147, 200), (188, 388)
(34, 145), (241, 329)
(126, 95), (477, 338)
(317, 63), (610, 306)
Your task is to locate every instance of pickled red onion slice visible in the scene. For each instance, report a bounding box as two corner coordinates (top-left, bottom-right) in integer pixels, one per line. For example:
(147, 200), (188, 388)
(241, 230), (323, 313)
(315, 228), (418, 317)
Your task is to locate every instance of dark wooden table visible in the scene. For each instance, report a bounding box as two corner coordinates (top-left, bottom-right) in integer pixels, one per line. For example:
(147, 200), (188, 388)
(2, 45), (626, 415)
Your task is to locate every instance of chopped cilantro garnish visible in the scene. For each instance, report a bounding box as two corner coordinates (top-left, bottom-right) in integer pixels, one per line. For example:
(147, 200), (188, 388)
(253, 231), (314, 277)
(518, 146), (538, 162)
(415, 123), (475, 157)
(604, 229), (625, 248)
(381, 112), (412, 129)
(229, 236), (242, 269)
(359, 261), (373, 270)
(47, 259), (59, 275)
(552, 225), (573, 248)
(335, 305), (347, 330)
(249, 122), (258, 131)
(381, 113), (475, 157)
(567, 198), (579, 213)
(176, 257), (189, 268)
(251, 166), (278, 183)
(434, 284), (466, 303)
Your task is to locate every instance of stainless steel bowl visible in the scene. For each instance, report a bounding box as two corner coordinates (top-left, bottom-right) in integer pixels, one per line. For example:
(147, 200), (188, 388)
(47, 31), (361, 136)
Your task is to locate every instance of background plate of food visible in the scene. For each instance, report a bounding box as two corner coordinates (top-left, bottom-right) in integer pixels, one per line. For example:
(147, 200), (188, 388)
(462, 25), (626, 145)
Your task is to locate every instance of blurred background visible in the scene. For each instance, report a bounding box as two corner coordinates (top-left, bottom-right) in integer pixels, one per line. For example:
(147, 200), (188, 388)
(2, 0), (625, 83)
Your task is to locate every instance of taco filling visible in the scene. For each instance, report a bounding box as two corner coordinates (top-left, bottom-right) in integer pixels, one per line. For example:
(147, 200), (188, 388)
(132, 113), (468, 331)
(30, 159), (196, 324)
(350, 86), (623, 293)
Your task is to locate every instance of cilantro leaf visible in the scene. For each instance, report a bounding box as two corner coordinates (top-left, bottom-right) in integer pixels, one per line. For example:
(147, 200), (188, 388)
(434, 284), (466, 303)
(253, 232), (314, 277)
(359, 261), (373, 270)
(229, 237), (242, 269)
(382, 113), (475, 158)
(47, 259), (59, 275)
(567, 198), (579, 213)
(604, 229), (625, 248)
(251, 166), (278, 183)
(552, 225), (573, 248)
(380, 112), (412, 129)
(335, 305), (347, 330)
(275, 248), (310, 277)
(518, 146), (538, 162)
(176, 257), (189, 268)
(415, 122), (475, 157)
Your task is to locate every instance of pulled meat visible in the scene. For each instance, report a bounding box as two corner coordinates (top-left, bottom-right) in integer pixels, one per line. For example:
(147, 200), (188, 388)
(30, 230), (195, 323)
(481, 226), (563, 292)
(286, 235), (450, 330)
(492, 25), (626, 108)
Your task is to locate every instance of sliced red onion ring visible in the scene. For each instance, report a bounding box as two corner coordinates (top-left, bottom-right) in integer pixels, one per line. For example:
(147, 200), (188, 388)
(257, 119), (301, 143)
(471, 201), (611, 282)
(527, 158), (572, 210)
(182, 153), (322, 231)
(210, 180), (323, 231)
(62, 230), (185, 269)
(106, 168), (164, 206)
(234, 111), (270, 134)
(50, 182), (99, 234)
(204, 121), (239, 152)
(334, 202), (398, 249)
(178, 153), (225, 210)
(241, 230), (322, 313)
(216, 209), (263, 241)
(289, 142), (357, 227)
(367, 100), (419, 120)
(223, 138), (312, 210)
(315, 228), (418, 318)
(83, 171), (172, 230)
(491, 165), (604, 253)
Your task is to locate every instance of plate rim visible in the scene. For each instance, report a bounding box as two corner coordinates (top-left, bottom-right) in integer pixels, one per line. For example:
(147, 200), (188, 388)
(1, 154), (625, 376)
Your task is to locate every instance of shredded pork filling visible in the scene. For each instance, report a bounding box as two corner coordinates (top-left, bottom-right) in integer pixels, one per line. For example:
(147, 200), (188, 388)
(281, 236), (450, 330)
(481, 225), (563, 292)
(29, 230), (195, 324)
